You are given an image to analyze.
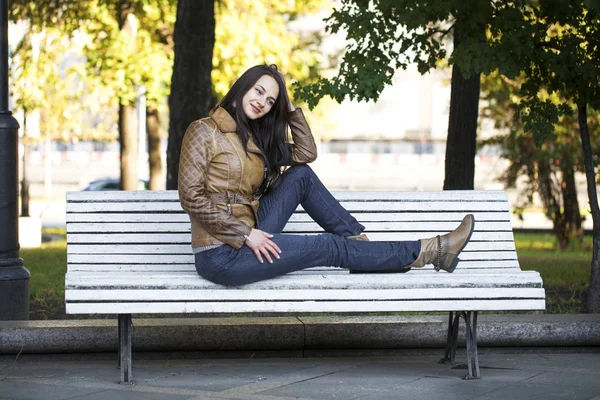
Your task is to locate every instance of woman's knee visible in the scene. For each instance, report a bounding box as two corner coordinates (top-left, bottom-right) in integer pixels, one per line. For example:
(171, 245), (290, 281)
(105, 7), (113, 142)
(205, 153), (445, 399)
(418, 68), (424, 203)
(283, 164), (314, 180)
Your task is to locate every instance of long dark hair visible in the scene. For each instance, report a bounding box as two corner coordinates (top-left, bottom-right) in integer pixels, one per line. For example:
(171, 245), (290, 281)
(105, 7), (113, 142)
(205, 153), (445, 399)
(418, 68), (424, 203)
(216, 64), (291, 197)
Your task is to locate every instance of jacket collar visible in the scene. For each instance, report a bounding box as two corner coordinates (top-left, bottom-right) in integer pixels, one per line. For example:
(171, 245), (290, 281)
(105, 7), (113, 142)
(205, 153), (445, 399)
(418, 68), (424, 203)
(209, 106), (263, 154)
(209, 107), (237, 133)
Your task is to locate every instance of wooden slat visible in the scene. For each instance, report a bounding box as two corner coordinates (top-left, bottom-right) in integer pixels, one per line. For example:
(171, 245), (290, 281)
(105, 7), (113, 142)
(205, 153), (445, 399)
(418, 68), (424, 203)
(67, 190), (508, 202)
(66, 288), (545, 302)
(66, 259), (522, 272)
(65, 299), (545, 314)
(288, 212), (510, 223)
(66, 200), (509, 213)
(65, 271), (544, 289)
(67, 211), (509, 224)
(67, 240), (515, 253)
(66, 221), (513, 234)
(64, 230), (515, 243)
(67, 213), (191, 223)
(68, 254), (194, 264)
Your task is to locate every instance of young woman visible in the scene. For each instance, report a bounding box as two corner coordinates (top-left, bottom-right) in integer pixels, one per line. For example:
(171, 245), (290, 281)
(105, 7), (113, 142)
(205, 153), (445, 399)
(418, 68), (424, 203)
(178, 64), (475, 286)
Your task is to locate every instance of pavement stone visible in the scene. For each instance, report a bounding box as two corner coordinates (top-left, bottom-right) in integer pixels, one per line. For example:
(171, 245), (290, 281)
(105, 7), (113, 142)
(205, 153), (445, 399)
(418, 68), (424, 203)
(1, 349), (600, 400)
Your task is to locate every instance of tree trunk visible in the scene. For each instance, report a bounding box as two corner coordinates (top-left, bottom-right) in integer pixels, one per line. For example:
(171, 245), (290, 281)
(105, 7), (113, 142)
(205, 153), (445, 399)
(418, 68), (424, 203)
(561, 161), (583, 246)
(146, 106), (163, 190)
(443, 21), (481, 190)
(119, 104), (138, 190)
(167, 0), (215, 189)
(118, 1), (138, 191)
(578, 102), (600, 313)
(536, 160), (570, 249)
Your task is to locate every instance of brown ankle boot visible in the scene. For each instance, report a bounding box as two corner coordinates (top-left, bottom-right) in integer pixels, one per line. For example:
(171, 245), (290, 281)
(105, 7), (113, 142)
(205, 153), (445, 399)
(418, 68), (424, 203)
(348, 233), (412, 274)
(407, 214), (475, 273)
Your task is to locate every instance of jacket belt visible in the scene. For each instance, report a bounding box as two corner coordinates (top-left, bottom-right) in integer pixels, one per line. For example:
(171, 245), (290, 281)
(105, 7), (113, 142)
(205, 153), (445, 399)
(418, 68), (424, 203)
(207, 192), (254, 205)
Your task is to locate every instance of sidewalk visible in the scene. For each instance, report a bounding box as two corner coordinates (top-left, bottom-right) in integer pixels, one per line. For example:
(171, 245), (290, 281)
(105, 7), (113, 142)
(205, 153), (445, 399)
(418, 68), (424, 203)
(2, 348), (600, 400)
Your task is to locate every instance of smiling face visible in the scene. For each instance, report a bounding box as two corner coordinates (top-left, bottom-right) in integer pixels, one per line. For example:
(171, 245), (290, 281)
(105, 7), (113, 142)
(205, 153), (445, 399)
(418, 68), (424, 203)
(241, 74), (280, 120)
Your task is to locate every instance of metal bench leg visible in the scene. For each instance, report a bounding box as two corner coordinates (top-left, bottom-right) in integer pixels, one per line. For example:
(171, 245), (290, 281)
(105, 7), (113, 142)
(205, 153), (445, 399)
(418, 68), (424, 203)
(440, 311), (460, 364)
(463, 311), (481, 379)
(118, 314), (133, 384)
(439, 311), (482, 379)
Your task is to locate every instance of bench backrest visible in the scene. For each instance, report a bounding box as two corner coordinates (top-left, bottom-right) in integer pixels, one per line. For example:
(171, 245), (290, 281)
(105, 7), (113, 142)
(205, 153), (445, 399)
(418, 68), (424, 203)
(66, 190), (518, 272)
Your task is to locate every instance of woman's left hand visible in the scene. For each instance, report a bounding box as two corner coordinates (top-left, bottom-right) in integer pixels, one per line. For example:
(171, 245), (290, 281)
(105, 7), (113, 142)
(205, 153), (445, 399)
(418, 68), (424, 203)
(244, 228), (282, 264)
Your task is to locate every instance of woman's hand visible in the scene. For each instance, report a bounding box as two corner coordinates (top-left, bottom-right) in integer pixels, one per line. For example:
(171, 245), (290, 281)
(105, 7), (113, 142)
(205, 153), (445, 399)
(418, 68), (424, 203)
(244, 228), (282, 264)
(278, 71), (295, 112)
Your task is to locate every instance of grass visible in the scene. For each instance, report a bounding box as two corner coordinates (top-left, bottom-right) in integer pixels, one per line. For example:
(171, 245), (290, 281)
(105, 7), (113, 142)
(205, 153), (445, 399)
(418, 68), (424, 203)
(23, 228), (68, 320)
(19, 229), (596, 319)
(515, 232), (593, 314)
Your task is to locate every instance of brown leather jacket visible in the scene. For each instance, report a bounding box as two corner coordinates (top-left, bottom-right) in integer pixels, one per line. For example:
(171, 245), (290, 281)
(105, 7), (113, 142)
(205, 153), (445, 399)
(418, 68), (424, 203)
(178, 107), (317, 249)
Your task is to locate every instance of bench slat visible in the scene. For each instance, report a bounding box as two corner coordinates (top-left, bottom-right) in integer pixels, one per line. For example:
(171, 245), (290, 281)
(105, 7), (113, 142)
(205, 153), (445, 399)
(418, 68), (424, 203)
(66, 259), (522, 272)
(66, 271), (543, 289)
(66, 221), (513, 233)
(66, 200), (510, 213)
(65, 299), (545, 314)
(67, 190), (508, 202)
(68, 248), (518, 262)
(67, 211), (510, 224)
(66, 288), (545, 301)
(67, 241), (516, 253)
(67, 252), (520, 265)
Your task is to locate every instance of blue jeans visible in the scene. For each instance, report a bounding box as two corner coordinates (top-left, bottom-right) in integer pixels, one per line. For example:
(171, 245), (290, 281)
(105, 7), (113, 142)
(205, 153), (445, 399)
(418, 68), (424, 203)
(195, 165), (420, 286)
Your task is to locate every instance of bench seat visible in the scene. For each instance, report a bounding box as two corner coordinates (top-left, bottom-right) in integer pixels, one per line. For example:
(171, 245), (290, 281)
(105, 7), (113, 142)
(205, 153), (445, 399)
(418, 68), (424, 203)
(65, 190), (545, 382)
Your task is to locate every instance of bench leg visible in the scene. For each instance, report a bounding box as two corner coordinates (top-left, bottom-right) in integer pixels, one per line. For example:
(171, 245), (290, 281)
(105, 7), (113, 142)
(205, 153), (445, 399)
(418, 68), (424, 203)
(440, 311), (460, 364)
(439, 311), (481, 379)
(463, 311), (480, 379)
(118, 314), (133, 384)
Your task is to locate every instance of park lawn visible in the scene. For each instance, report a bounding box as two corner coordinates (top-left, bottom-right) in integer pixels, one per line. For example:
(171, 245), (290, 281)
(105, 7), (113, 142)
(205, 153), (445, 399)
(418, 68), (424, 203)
(20, 229), (595, 319)
(514, 232), (593, 314)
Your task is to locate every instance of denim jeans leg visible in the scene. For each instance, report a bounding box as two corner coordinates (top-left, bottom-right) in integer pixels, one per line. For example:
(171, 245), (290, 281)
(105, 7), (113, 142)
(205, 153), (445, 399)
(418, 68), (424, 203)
(195, 233), (420, 286)
(257, 165), (365, 236)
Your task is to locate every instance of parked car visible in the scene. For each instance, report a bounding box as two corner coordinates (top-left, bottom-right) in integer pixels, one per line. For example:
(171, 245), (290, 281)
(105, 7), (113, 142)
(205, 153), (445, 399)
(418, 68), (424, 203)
(83, 178), (149, 191)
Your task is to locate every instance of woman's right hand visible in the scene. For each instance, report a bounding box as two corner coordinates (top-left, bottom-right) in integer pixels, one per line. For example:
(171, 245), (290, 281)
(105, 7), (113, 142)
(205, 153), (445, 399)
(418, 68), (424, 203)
(244, 228), (281, 264)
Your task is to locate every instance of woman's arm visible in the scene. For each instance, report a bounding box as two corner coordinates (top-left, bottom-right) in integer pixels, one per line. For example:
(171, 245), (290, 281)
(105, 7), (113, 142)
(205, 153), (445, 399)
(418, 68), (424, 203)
(178, 120), (252, 249)
(288, 107), (318, 164)
(278, 71), (317, 165)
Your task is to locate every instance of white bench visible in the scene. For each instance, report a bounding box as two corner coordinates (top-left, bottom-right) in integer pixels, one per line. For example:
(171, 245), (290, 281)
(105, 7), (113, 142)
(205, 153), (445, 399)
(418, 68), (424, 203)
(65, 190), (545, 383)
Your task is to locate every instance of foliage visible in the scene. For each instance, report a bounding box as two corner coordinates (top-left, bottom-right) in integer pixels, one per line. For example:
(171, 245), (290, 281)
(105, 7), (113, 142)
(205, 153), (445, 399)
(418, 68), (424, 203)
(82, 1), (176, 110)
(212, 0), (330, 102)
(10, 0), (176, 141)
(11, 0), (333, 143)
(488, 2), (600, 139)
(10, 27), (115, 142)
(488, 1), (600, 312)
(294, 0), (510, 109)
(481, 72), (600, 249)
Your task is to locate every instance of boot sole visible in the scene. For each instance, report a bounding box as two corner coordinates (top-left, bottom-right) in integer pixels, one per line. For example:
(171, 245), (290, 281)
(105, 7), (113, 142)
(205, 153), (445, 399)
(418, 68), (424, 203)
(444, 214), (475, 273)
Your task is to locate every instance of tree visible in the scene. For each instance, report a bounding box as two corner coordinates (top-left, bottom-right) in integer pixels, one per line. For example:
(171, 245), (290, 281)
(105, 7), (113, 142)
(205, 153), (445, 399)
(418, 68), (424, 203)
(82, 0), (176, 190)
(523, 2), (600, 312)
(10, 27), (104, 201)
(487, 1), (600, 311)
(295, 0), (497, 190)
(11, 0), (176, 190)
(481, 72), (598, 250)
(166, 0), (215, 190)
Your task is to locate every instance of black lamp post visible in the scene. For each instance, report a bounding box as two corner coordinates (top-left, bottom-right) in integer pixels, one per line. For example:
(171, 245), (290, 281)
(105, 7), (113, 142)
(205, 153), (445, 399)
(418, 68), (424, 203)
(0, 0), (29, 320)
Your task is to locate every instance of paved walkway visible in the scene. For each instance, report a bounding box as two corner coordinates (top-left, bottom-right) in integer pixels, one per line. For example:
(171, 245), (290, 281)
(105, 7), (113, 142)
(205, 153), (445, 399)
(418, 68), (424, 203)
(1, 349), (600, 400)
